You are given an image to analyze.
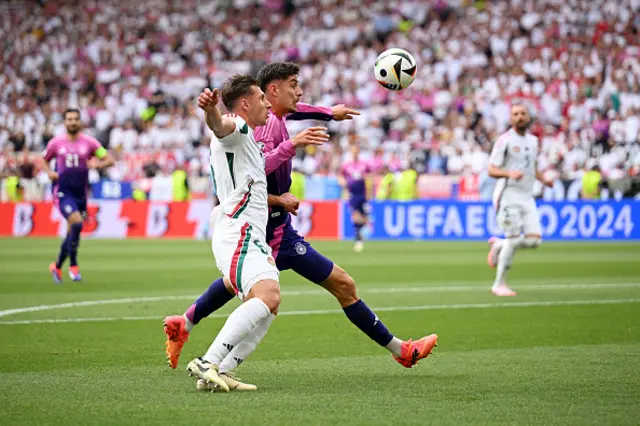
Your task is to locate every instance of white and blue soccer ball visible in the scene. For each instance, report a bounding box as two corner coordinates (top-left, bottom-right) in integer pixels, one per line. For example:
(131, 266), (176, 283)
(374, 48), (417, 91)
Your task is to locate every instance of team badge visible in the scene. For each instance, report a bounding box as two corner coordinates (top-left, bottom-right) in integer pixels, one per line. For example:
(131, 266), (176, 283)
(267, 256), (276, 266)
(64, 205), (73, 214)
(294, 242), (307, 255)
(513, 146), (520, 152)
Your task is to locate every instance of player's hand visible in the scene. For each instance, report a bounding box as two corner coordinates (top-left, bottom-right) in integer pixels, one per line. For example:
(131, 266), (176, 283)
(331, 104), (360, 121)
(508, 170), (524, 180)
(47, 171), (59, 182)
(291, 127), (330, 148)
(280, 192), (300, 216)
(87, 158), (100, 169)
(198, 88), (220, 112)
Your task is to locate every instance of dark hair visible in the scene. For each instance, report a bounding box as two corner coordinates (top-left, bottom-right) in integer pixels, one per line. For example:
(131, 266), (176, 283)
(256, 62), (300, 91)
(64, 108), (81, 119)
(220, 74), (259, 110)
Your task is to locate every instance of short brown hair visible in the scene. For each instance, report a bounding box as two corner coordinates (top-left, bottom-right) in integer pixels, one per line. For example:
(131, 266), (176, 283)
(220, 74), (259, 110)
(256, 62), (300, 91)
(63, 108), (81, 119)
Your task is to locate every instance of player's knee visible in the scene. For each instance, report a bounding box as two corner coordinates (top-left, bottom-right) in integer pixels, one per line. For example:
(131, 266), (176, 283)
(523, 236), (541, 248)
(352, 213), (366, 225)
(251, 280), (280, 312)
(325, 266), (358, 307)
(68, 212), (83, 225)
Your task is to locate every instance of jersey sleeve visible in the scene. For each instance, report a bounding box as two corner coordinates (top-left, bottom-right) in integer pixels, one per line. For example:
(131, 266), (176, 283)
(286, 103), (333, 121)
(89, 137), (107, 158)
(217, 115), (248, 146)
(489, 136), (508, 167)
(256, 117), (297, 175)
(264, 140), (296, 175)
(43, 138), (59, 161)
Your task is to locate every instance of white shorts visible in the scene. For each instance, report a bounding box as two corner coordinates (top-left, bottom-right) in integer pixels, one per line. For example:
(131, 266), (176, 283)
(496, 199), (541, 237)
(211, 214), (279, 299)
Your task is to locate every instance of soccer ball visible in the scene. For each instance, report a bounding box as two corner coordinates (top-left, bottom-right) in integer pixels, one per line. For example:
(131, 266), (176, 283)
(374, 48), (417, 91)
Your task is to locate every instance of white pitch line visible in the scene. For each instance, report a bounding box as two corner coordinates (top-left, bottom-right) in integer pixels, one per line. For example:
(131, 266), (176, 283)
(0, 298), (638, 325)
(1, 282), (639, 319)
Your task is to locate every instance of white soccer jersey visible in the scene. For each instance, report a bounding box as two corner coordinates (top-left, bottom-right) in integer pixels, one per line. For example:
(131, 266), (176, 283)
(489, 128), (539, 207)
(210, 115), (268, 235)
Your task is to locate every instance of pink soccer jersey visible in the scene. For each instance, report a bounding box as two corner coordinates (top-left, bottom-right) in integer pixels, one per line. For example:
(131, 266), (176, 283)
(341, 160), (370, 196)
(44, 133), (102, 196)
(255, 102), (333, 195)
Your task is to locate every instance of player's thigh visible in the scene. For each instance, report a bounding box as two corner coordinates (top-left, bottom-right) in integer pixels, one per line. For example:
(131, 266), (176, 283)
(496, 203), (523, 237)
(213, 223), (278, 298)
(282, 235), (334, 285)
(236, 248), (279, 301)
(57, 196), (80, 219)
(522, 202), (542, 236)
(349, 198), (367, 223)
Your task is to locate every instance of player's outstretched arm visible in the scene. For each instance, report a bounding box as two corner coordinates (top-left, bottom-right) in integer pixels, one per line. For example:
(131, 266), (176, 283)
(198, 88), (235, 139)
(261, 128), (329, 175)
(286, 103), (359, 122)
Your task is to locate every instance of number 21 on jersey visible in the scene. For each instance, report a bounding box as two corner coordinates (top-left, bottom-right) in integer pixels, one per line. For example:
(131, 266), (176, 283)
(65, 153), (79, 168)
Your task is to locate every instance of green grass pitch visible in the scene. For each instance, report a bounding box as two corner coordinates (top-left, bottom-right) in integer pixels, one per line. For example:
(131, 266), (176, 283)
(1, 238), (639, 425)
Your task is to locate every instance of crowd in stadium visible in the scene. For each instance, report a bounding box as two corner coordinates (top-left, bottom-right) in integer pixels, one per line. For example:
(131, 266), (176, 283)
(1, 0), (640, 187)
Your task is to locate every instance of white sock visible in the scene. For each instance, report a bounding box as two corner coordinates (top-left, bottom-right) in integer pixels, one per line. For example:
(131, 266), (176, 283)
(203, 298), (271, 365)
(385, 337), (404, 357)
(493, 237), (519, 289)
(183, 315), (194, 333)
(219, 313), (276, 373)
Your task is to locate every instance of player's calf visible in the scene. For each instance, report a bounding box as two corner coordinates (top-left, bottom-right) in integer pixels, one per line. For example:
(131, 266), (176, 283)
(321, 265), (359, 308)
(195, 279), (279, 387)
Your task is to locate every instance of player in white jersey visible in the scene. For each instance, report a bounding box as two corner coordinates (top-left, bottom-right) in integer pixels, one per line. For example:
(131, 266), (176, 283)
(185, 75), (280, 392)
(486, 103), (554, 296)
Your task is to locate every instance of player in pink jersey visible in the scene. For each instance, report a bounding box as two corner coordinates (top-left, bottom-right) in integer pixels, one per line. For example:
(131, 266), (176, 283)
(339, 144), (372, 252)
(164, 63), (438, 379)
(42, 109), (114, 283)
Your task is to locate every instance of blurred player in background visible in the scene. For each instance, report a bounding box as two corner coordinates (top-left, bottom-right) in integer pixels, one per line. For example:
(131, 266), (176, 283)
(339, 144), (371, 252)
(486, 103), (553, 296)
(164, 62), (438, 378)
(42, 109), (114, 283)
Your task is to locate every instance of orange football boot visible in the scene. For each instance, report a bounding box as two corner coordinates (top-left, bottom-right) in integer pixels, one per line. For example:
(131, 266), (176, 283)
(393, 334), (439, 368)
(163, 315), (189, 369)
(69, 265), (82, 282)
(49, 262), (62, 284)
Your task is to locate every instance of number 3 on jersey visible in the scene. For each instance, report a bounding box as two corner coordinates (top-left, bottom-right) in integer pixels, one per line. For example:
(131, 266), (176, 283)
(65, 153), (79, 168)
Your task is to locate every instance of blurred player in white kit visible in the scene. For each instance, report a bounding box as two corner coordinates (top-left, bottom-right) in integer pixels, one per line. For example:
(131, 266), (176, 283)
(486, 103), (554, 296)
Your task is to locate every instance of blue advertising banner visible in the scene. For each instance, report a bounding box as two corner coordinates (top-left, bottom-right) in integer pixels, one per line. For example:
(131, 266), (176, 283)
(341, 200), (640, 241)
(91, 181), (133, 200)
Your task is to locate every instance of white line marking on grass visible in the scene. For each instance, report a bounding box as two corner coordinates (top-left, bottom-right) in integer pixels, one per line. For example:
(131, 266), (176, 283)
(0, 282), (639, 320)
(1, 298), (639, 325)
